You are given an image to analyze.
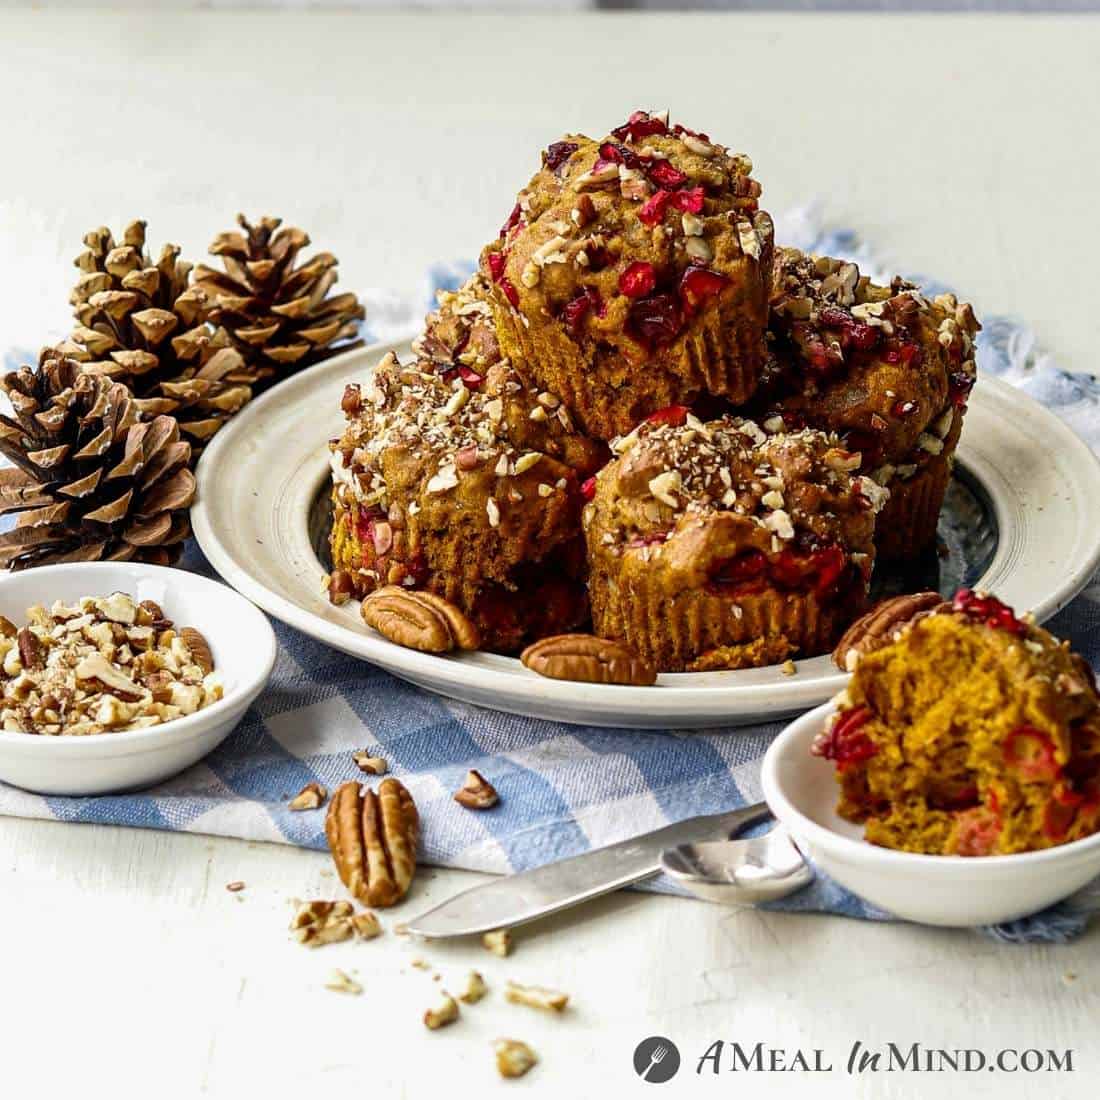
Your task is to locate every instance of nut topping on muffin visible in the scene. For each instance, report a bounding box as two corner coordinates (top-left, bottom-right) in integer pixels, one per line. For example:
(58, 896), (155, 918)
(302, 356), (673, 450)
(584, 413), (886, 671)
(480, 111), (774, 439)
(760, 247), (980, 559)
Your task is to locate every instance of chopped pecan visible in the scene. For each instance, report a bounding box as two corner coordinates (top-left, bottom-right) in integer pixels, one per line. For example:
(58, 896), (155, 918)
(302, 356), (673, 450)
(180, 627), (214, 675)
(327, 569), (356, 606)
(423, 992), (460, 1030)
(454, 769), (499, 810)
(325, 969), (363, 995)
(361, 586), (480, 653)
(325, 779), (420, 907)
(17, 627), (43, 671)
(832, 592), (947, 671)
(288, 781), (328, 811)
(459, 971), (488, 1004)
(291, 900), (370, 946)
(520, 634), (657, 686)
(352, 751), (389, 775)
(505, 981), (569, 1013)
(482, 929), (512, 957)
(494, 1039), (538, 1079)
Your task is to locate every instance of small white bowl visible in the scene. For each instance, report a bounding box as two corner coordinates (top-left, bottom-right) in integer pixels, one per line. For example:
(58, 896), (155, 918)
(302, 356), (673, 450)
(762, 701), (1100, 927)
(0, 561), (276, 796)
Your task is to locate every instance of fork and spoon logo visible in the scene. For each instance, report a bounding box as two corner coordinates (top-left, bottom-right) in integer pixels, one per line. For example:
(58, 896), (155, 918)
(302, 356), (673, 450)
(633, 1036), (681, 1084)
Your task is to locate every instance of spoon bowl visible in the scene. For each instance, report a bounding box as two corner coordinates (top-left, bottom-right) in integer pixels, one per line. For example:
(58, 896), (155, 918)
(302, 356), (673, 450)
(660, 827), (815, 905)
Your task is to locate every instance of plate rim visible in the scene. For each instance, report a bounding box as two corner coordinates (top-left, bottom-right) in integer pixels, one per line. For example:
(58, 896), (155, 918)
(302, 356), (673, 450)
(191, 343), (1100, 728)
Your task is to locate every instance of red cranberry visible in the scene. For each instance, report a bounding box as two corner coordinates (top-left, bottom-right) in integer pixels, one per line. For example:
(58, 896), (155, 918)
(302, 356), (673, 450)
(618, 261), (657, 299)
(627, 293), (683, 349)
(818, 306), (852, 329)
(773, 544), (847, 598)
(646, 405), (690, 427)
(544, 141), (578, 172)
(816, 706), (877, 770)
(1043, 784), (1085, 840)
(561, 287), (604, 336)
(611, 110), (669, 142)
(648, 160), (687, 189)
(457, 366), (483, 388)
(1003, 726), (1061, 782)
(638, 190), (671, 226)
(679, 267), (729, 317)
(486, 251), (506, 283)
(892, 400), (917, 418)
(952, 588), (1025, 635)
(598, 141), (645, 171)
(672, 122), (711, 142)
(669, 187), (705, 214)
(709, 549), (768, 592)
(499, 277), (520, 309)
(849, 323), (878, 350)
(499, 203), (523, 240)
(949, 370), (975, 408)
(953, 807), (1002, 857)
(355, 506), (386, 550)
(580, 476), (597, 502)
(627, 530), (670, 549)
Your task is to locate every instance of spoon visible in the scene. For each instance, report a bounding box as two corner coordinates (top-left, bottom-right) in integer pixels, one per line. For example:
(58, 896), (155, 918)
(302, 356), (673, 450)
(660, 827), (814, 905)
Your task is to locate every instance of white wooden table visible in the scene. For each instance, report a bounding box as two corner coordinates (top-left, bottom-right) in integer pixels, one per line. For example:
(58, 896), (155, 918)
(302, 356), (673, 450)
(2, 10), (1099, 1099)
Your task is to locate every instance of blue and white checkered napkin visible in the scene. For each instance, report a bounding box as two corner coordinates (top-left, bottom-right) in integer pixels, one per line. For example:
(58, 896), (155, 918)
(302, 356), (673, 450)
(3, 207), (1100, 943)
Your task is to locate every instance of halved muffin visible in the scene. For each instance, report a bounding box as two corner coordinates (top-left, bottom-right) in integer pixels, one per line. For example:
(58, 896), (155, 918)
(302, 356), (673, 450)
(817, 590), (1100, 855)
(759, 248), (980, 560)
(329, 276), (604, 652)
(481, 110), (773, 440)
(583, 407), (886, 671)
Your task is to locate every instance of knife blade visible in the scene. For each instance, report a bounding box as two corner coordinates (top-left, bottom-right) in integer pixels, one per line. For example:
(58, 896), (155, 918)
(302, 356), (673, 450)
(406, 800), (772, 938)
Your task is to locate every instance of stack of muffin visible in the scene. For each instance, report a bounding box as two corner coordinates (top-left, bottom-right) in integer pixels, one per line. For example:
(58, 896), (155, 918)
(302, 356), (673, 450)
(329, 110), (980, 673)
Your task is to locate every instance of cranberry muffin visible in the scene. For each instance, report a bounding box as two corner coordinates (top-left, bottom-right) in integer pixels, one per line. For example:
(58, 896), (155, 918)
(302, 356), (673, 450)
(583, 407), (886, 671)
(481, 110), (774, 440)
(759, 248), (980, 560)
(817, 590), (1100, 855)
(329, 276), (604, 652)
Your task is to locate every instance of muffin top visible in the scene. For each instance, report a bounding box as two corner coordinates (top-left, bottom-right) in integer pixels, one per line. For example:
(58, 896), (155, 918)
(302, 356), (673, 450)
(481, 110), (773, 361)
(759, 248), (981, 471)
(331, 276), (604, 524)
(583, 407), (885, 595)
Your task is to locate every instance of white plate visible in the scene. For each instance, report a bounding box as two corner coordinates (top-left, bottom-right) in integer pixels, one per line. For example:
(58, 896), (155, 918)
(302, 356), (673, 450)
(763, 702), (1100, 926)
(191, 343), (1100, 729)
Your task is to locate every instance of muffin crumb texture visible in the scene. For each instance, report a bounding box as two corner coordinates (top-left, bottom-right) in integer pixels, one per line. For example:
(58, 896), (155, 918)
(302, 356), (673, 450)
(816, 591), (1100, 854)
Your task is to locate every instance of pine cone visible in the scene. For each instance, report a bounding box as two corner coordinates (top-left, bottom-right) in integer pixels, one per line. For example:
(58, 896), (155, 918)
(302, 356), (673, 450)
(194, 215), (365, 379)
(0, 356), (195, 570)
(60, 219), (253, 449)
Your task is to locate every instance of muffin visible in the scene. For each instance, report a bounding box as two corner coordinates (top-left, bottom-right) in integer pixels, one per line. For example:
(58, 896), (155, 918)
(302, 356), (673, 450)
(481, 110), (774, 440)
(329, 275), (604, 652)
(817, 590), (1100, 855)
(759, 248), (980, 560)
(583, 408), (886, 671)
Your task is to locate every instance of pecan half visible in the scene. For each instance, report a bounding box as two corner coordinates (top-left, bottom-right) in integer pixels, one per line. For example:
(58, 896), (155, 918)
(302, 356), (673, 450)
(454, 769), (499, 810)
(520, 634), (657, 686)
(361, 586), (480, 653)
(325, 779), (420, 908)
(832, 592), (947, 671)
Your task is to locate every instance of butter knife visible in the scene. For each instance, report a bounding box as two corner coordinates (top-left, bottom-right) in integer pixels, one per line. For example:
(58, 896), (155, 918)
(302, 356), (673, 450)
(406, 801), (772, 938)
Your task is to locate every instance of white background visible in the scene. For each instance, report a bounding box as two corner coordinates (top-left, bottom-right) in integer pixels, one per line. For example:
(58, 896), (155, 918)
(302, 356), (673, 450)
(1, 8), (1099, 1099)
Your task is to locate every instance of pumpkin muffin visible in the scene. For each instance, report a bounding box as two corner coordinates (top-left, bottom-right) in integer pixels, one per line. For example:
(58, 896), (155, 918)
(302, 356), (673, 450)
(759, 248), (980, 560)
(329, 276), (604, 652)
(481, 110), (774, 440)
(816, 590), (1100, 855)
(583, 407), (886, 671)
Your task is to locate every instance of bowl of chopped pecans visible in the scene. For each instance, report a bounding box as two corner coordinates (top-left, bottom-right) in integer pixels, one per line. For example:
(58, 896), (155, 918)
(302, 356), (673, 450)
(0, 561), (276, 795)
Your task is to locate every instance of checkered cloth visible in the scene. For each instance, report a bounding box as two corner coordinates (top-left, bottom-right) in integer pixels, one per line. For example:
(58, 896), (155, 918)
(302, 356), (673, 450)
(3, 207), (1100, 943)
